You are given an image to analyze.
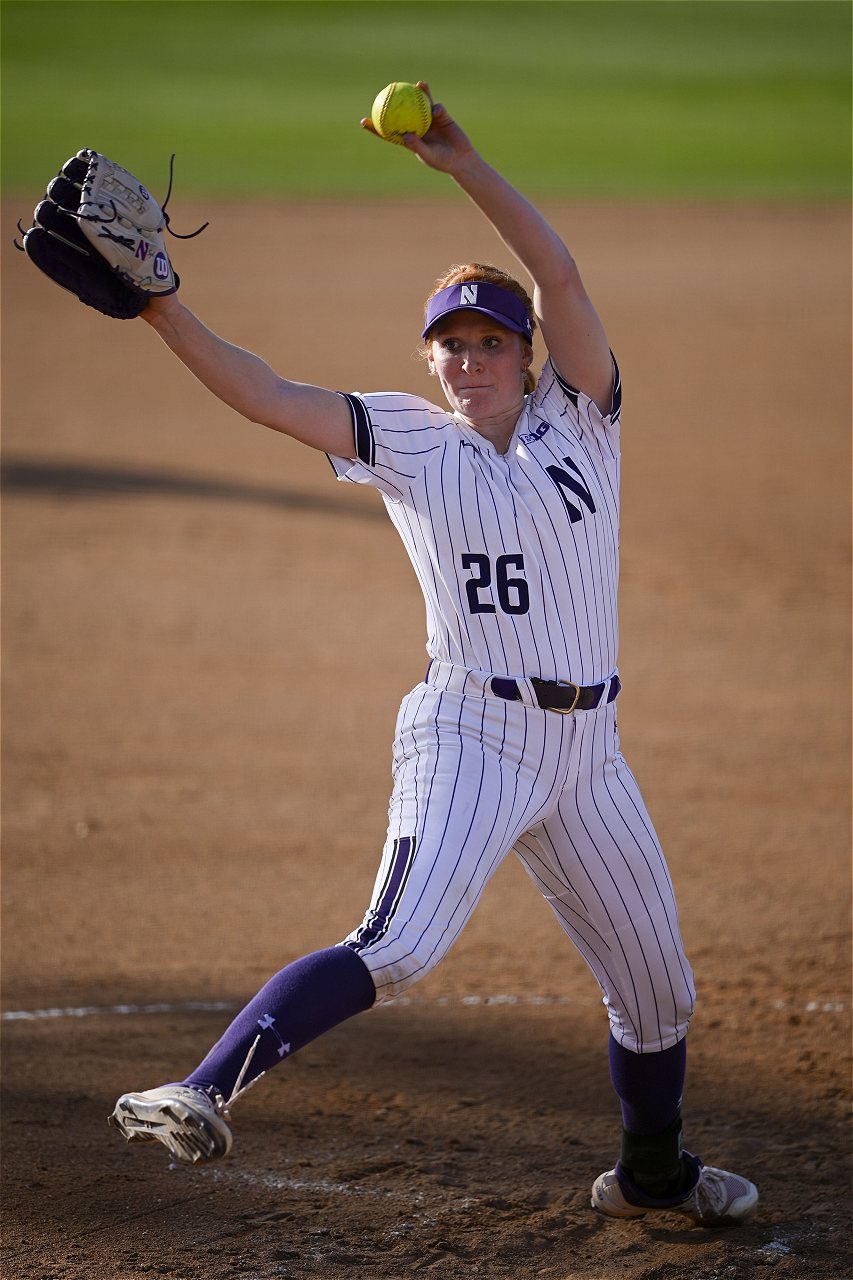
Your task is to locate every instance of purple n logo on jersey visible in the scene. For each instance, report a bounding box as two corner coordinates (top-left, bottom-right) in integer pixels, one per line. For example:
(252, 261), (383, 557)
(545, 457), (597, 524)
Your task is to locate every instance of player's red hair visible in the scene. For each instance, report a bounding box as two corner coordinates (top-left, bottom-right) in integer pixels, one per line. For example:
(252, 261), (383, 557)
(423, 263), (538, 394)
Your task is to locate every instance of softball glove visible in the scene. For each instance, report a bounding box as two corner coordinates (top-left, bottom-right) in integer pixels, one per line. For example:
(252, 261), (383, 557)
(17, 150), (205, 319)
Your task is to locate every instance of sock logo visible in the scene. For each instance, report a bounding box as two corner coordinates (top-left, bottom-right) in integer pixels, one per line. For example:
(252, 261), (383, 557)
(257, 1012), (291, 1058)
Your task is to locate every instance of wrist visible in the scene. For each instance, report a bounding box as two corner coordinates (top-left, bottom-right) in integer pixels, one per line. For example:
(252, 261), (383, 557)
(449, 152), (498, 191)
(139, 291), (182, 327)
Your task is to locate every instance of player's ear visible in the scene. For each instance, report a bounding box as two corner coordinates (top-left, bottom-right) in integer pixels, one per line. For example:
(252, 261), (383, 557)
(521, 341), (533, 369)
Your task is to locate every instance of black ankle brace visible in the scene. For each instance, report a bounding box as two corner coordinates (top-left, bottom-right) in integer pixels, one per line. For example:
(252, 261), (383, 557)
(620, 1115), (690, 1199)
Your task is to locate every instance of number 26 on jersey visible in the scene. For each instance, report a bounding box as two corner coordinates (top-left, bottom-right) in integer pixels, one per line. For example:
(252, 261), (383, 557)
(461, 552), (530, 616)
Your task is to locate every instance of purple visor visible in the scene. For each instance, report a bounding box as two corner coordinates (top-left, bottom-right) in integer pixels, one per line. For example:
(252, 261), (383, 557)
(422, 281), (533, 343)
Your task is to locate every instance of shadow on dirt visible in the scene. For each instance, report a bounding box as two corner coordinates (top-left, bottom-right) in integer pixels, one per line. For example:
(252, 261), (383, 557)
(0, 455), (384, 521)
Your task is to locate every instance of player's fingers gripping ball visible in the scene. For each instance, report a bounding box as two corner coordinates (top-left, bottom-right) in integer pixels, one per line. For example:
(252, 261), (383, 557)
(370, 82), (432, 144)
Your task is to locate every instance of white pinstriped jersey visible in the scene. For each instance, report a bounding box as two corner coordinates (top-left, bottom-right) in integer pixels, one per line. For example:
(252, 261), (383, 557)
(329, 356), (623, 687)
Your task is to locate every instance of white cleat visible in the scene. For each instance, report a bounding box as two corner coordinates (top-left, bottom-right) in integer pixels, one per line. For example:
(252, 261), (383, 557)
(591, 1161), (758, 1227)
(110, 1085), (233, 1164)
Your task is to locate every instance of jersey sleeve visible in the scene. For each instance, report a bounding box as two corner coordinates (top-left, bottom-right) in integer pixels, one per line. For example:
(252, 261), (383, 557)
(533, 354), (622, 460)
(327, 391), (448, 501)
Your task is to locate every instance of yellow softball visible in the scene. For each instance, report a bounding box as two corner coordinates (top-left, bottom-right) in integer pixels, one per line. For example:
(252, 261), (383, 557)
(370, 82), (432, 145)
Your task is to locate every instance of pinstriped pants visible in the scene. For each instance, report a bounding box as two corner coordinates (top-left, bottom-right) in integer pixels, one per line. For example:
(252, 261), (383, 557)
(344, 679), (695, 1054)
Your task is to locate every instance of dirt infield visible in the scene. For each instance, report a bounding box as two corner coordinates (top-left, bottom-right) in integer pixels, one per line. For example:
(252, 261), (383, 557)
(2, 200), (850, 1279)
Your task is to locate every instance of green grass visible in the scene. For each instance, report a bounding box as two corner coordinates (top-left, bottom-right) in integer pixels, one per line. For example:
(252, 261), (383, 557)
(2, 0), (850, 199)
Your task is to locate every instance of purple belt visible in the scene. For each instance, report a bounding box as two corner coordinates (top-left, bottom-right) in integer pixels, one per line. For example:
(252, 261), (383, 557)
(491, 674), (621, 714)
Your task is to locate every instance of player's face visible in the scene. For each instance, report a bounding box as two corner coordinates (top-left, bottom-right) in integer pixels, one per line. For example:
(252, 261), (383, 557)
(428, 313), (531, 434)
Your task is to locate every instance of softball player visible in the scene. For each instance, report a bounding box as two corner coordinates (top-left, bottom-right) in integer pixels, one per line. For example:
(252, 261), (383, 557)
(110, 88), (757, 1226)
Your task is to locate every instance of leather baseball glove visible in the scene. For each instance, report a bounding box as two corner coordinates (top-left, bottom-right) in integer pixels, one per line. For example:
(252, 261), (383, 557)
(17, 150), (206, 318)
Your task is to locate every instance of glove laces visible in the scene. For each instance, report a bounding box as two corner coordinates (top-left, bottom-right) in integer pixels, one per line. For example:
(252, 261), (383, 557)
(14, 153), (209, 251)
(76, 153), (209, 239)
(159, 153), (209, 239)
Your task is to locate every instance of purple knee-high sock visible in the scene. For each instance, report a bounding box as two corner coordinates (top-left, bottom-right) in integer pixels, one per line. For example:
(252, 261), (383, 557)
(183, 946), (376, 1102)
(608, 1034), (687, 1134)
(608, 1034), (694, 1200)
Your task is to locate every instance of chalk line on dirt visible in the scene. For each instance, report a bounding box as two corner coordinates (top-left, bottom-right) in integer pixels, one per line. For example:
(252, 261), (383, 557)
(2, 995), (847, 1021)
(196, 1164), (414, 1203)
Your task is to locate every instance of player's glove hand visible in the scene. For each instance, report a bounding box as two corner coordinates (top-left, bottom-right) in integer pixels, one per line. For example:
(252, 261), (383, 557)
(17, 150), (205, 319)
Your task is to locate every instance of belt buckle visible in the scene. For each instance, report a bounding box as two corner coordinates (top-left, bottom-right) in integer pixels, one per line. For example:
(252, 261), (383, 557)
(552, 679), (581, 714)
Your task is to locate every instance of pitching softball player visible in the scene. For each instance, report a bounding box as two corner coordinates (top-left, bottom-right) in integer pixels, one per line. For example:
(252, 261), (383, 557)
(20, 86), (757, 1225)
